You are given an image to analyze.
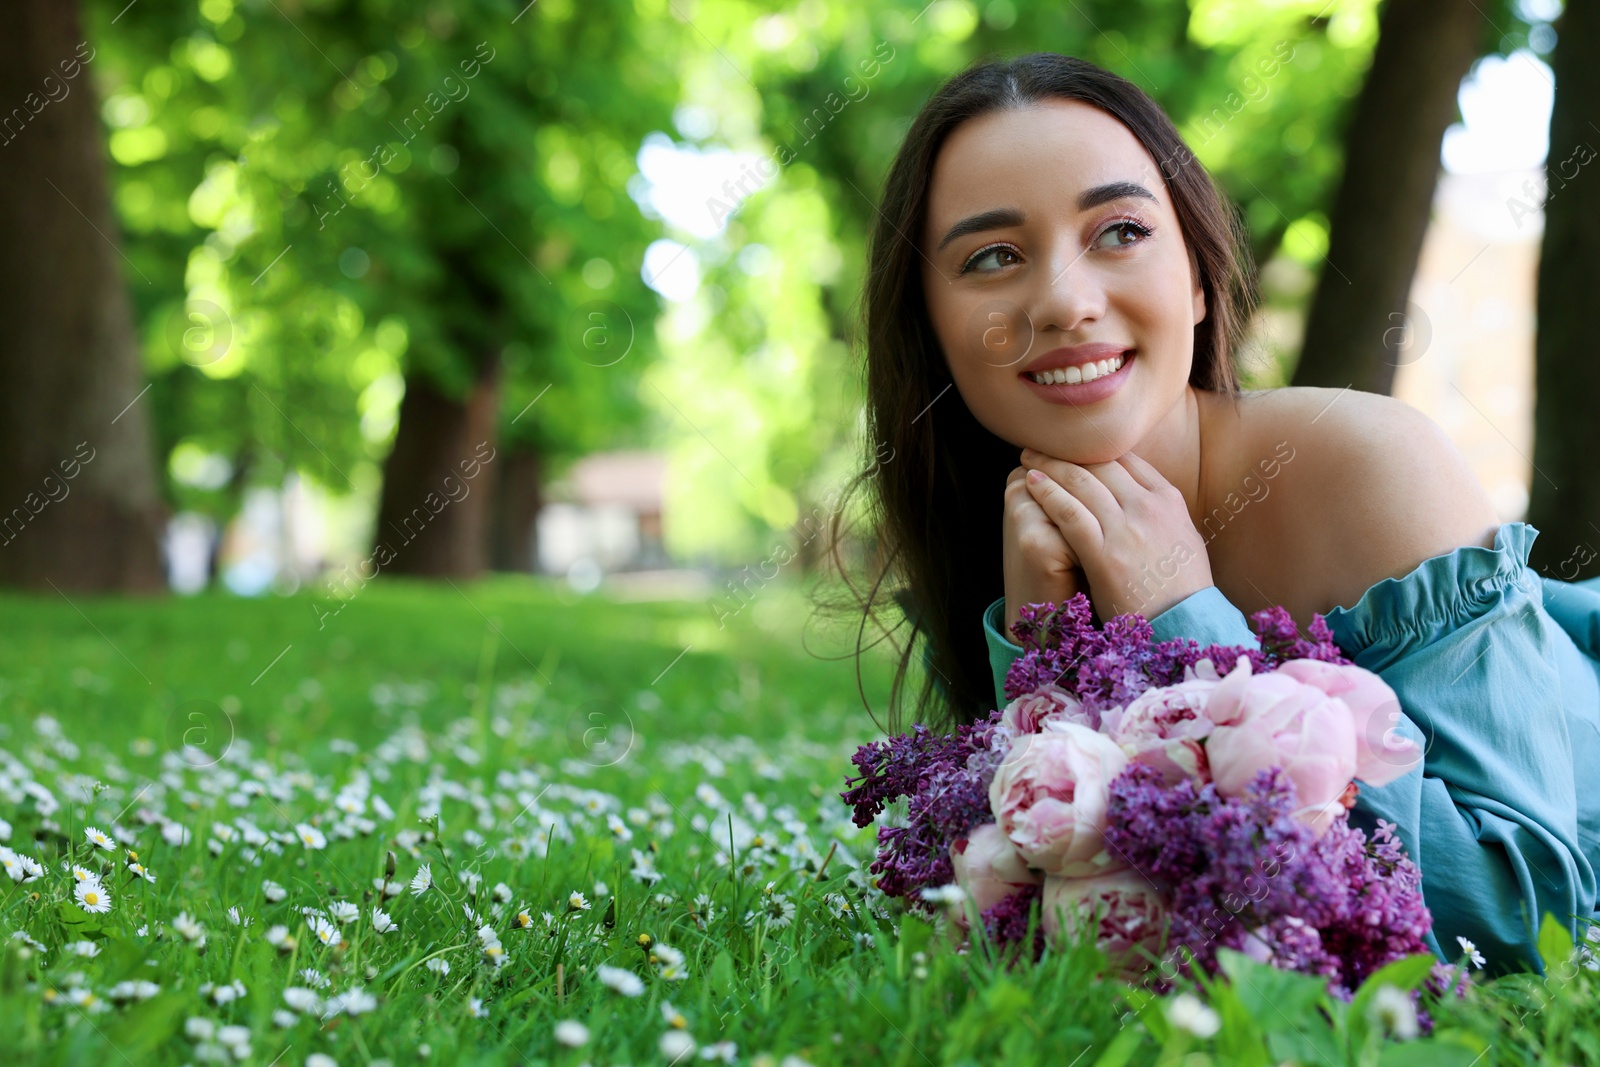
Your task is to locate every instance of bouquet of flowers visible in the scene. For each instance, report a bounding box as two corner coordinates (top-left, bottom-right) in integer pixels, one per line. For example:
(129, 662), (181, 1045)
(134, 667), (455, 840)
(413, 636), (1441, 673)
(842, 594), (1446, 1000)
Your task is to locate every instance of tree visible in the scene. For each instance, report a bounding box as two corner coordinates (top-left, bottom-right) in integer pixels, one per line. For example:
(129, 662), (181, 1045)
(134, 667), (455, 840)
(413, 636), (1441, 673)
(1288, 0), (1486, 394)
(1528, 0), (1600, 573)
(0, 1), (165, 592)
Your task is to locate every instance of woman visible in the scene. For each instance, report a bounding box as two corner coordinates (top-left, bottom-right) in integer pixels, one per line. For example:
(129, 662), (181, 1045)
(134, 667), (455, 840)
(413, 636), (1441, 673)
(834, 51), (1600, 977)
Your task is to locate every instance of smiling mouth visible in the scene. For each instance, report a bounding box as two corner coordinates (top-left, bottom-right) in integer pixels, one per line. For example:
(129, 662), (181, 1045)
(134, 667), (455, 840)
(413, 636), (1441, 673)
(1023, 352), (1128, 385)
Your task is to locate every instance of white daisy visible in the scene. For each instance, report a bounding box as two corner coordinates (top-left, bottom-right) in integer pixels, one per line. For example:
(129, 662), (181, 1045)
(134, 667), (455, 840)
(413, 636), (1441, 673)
(283, 987), (321, 1013)
(918, 884), (966, 906)
(295, 823), (327, 850)
(84, 826), (116, 851)
(312, 916), (341, 947)
(328, 900), (360, 924)
(659, 1030), (696, 1063)
(596, 963), (644, 997)
(1455, 936), (1486, 970)
(701, 1040), (738, 1063)
(262, 879), (287, 902)
(74, 878), (111, 914)
(410, 863), (432, 896)
(425, 957), (450, 975)
(371, 908), (395, 934)
(553, 1020), (589, 1047)
(1369, 984), (1420, 1040)
(1167, 992), (1221, 1039)
(567, 891), (590, 912)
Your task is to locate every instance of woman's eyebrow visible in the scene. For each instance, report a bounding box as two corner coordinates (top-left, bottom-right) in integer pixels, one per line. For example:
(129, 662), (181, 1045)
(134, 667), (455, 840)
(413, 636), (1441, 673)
(934, 181), (1158, 253)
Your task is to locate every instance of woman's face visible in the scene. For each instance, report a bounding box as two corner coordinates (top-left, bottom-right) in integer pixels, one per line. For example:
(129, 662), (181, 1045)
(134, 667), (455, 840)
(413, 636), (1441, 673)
(919, 99), (1206, 463)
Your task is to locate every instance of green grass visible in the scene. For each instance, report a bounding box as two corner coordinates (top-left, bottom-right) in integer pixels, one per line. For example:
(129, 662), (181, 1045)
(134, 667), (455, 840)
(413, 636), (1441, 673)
(0, 576), (1595, 1066)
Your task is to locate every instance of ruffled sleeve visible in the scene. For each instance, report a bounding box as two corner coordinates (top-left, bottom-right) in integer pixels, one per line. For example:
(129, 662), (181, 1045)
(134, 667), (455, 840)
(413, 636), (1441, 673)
(982, 586), (1262, 712)
(1323, 521), (1597, 975)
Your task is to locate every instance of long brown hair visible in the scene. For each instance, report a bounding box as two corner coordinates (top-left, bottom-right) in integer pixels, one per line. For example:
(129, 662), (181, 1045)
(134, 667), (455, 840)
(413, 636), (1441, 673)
(819, 52), (1260, 733)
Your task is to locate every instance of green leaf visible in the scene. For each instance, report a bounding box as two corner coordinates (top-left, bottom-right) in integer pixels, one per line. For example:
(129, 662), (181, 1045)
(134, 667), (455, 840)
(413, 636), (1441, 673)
(1347, 953), (1438, 1059)
(1119, 984), (1169, 1044)
(1536, 912), (1575, 973)
(1089, 1026), (1143, 1067)
(56, 900), (103, 937)
(1376, 1037), (1487, 1066)
(708, 950), (736, 995)
(1215, 947), (1332, 1029)
(897, 911), (933, 967)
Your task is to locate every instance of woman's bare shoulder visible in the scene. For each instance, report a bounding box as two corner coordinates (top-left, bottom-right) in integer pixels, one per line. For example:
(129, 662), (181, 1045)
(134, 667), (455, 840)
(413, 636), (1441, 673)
(1215, 386), (1502, 612)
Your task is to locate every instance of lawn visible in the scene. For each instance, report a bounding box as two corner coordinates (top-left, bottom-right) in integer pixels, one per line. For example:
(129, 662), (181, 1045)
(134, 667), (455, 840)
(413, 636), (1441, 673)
(0, 576), (1594, 1066)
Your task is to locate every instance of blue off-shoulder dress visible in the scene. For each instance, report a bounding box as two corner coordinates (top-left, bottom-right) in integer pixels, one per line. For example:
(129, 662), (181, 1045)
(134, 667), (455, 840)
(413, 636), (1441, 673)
(979, 522), (1600, 977)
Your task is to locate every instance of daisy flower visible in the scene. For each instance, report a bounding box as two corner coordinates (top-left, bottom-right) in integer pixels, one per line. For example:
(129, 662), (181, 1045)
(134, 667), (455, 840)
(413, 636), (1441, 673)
(312, 916), (340, 947)
(371, 908), (396, 934)
(262, 879), (287, 902)
(410, 864), (432, 896)
(126, 861), (156, 883)
(1369, 984), (1420, 1040)
(918, 884), (966, 906)
(295, 824), (327, 850)
(84, 826), (116, 852)
(75, 879), (111, 914)
(329, 900), (360, 924)
(653, 943), (688, 981)
(659, 1031), (696, 1063)
(1167, 993), (1221, 1039)
(567, 891), (590, 912)
(660, 1001), (688, 1028)
(283, 987), (322, 1014)
(553, 1020), (590, 1048)
(425, 957), (450, 975)
(595, 963), (644, 997)
(1456, 936), (1486, 970)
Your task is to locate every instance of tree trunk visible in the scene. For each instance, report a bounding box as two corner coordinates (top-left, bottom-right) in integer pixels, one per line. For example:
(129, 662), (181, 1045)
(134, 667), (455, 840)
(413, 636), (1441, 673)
(0, 2), (166, 592)
(1527, 1), (1600, 575)
(373, 362), (500, 578)
(489, 446), (544, 573)
(1288, 0), (1486, 395)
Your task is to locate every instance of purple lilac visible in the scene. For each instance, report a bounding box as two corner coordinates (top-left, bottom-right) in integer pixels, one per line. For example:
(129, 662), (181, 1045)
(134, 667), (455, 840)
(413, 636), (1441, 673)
(1000, 595), (1350, 716)
(841, 712), (1008, 903)
(1103, 763), (1434, 994)
(980, 883), (1046, 960)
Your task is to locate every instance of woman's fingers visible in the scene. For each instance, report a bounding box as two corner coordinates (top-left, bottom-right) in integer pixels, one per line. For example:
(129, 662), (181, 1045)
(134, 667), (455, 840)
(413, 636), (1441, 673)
(1023, 468), (1104, 554)
(1117, 450), (1168, 493)
(1019, 448), (1121, 525)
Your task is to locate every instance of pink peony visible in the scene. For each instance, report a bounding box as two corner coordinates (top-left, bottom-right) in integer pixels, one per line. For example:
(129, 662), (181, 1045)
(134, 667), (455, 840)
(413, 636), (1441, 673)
(948, 822), (1043, 927)
(1204, 656), (1358, 836)
(1272, 659), (1422, 786)
(989, 723), (1130, 877)
(1000, 683), (1092, 736)
(1105, 672), (1220, 785)
(1040, 870), (1166, 966)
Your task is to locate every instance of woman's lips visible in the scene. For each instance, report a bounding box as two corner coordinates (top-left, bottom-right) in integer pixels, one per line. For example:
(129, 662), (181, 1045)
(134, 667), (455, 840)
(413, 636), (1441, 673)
(1018, 352), (1135, 406)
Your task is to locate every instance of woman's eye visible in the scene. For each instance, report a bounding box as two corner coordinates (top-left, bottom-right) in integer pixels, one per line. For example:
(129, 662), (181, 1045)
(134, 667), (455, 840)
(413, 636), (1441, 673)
(1095, 220), (1153, 249)
(959, 244), (1021, 275)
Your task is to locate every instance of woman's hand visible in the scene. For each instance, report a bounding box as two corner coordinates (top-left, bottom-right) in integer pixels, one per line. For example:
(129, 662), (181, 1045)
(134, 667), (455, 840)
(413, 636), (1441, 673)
(1002, 464), (1084, 641)
(1020, 446), (1213, 622)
